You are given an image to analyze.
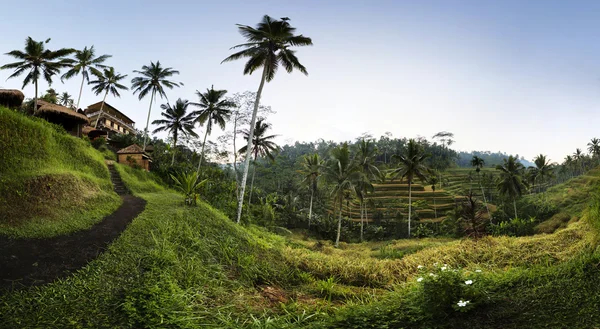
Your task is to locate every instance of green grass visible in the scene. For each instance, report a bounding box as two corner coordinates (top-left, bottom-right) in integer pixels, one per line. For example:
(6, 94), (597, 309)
(114, 163), (165, 193)
(0, 107), (121, 238)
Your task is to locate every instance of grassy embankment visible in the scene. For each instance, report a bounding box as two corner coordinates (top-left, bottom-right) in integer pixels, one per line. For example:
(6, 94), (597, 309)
(1, 159), (599, 328)
(0, 107), (121, 238)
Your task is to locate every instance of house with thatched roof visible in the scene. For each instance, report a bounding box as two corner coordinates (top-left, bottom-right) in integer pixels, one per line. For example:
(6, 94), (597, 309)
(84, 102), (136, 137)
(0, 89), (24, 109)
(34, 100), (90, 137)
(117, 144), (152, 171)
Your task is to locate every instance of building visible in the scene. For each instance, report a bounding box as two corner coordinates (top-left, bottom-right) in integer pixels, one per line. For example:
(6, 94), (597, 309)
(84, 102), (136, 137)
(34, 100), (90, 137)
(117, 144), (152, 171)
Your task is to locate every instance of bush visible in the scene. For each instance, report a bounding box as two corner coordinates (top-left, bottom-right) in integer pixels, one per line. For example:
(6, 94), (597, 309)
(91, 136), (106, 149)
(414, 264), (488, 319)
(489, 217), (537, 237)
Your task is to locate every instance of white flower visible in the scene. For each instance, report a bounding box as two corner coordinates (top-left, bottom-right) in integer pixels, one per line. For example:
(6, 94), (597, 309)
(457, 300), (471, 307)
(417, 277), (424, 282)
(429, 273), (436, 277)
(475, 269), (482, 273)
(465, 280), (473, 285)
(417, 265), (424, 269)
(433, 262), (439, 266)
(441, 266), (447, 271)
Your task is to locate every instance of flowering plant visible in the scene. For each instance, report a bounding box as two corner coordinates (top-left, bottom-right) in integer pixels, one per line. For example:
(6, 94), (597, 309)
(413, 264), (487, 317)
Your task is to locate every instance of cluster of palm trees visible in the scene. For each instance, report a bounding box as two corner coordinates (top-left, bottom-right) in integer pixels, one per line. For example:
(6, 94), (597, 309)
(1, 15), (313, 227)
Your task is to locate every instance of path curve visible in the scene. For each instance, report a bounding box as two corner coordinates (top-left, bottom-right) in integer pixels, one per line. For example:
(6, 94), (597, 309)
(0, 194), (146, 291)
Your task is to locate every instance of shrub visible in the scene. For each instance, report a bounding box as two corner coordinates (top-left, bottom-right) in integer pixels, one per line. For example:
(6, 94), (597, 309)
(91, 136), (106, 149)
(489, 217), (537, 237)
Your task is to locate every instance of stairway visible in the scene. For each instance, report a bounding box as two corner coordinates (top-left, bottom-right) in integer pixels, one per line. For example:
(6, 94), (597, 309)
(107, 163), (129, 195)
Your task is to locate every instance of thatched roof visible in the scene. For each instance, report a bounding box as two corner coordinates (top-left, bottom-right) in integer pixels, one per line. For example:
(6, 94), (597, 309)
(82, 126), (108, 139)
(34, 100), (90, 124)
(117, 144), (151, 159)
(85, 101), (135, 124)
(0, 89), (25, 108)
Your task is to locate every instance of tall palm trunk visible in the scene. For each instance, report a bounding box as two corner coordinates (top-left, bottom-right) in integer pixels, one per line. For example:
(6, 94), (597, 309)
(233, 112), (240, 199)
(34, 79), (38, 113)
(142, 90), (156, 151)
(335, 198), (343, 247)
(360, 200), (364, 242)
(247, 162), (257, 213)
(171, 131), (177, 166)
(197, 127), (209, 173)
(236, 66), (267, 224)
(94, 90), (109, 128)
(513, 198), (518, 219)
(308, 188), (314, 229)
(408, 180), (412, 238)
(478, 173), (490, 219)
(433, 189), (437, 219)
(76, 74), (85, 109)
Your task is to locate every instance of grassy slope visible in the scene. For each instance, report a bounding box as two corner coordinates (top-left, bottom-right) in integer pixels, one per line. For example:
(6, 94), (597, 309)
(0, 107), (121, 238)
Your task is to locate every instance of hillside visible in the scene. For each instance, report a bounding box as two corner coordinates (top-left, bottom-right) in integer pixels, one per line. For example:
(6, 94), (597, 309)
(0, 107), (121, 237)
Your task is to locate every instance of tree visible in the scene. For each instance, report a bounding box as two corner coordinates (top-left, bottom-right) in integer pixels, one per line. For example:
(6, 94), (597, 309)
(1, 37), (74, 111)
(428, 175), (439, 219)
(131, 61), (182, 151)
(60, 46), (111, 109)
(432, 131), (455, 149)
(324, 143), (361, 247)
(223, 15), (313, 224)
(588, 138), (600, 166)
(573, 148), (585, 174)
(89, 67), (128, 128)
(495, 155), (527, 218)
(390, 139), (430, 237)
(529, 154), (554, 196)
(190, 86), (235, 172)
(300, 153), (323, 229)
(356, 139), (380, 240)
(470, 156), (490, 218)
(152, 99), (198, 165)
(58, 92), (74, 108)
(238, 119), (280, 212)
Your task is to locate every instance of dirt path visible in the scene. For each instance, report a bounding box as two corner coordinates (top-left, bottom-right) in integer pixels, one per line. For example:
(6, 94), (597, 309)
(0, 194), (146, 291)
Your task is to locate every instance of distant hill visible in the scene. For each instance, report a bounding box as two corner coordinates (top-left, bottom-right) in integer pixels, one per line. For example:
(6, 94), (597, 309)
(456, 151), (534, 168)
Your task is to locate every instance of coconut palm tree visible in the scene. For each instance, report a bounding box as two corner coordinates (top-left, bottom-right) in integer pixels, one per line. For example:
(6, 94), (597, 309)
(588, 138), (600, 166)
(356, 139), (380, 240)
(428, 175), (439, 219)
(390, 139), (430, 237)
(300, 153), (323, 229)
(238, 119), (280, 211)
(223, 15), (313, 224)
(324, 143), (361, 247)
(152, 99), (198, 165)
(530, 154), (554, 195)
(89, 67), (128, 128)
(495, 155), (527, 218)
(1, 37), (74, 110)
(58, 92), (74, 108)
(131, 61), (182, 151)
(60, 46), (111, 109)
(190, 85), (235, 172)
(573, 148), (585, 174)
(470, 156), (490, 217)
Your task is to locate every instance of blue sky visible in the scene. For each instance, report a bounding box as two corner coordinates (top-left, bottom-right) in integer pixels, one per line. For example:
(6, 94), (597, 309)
(2, 0), (600, 162)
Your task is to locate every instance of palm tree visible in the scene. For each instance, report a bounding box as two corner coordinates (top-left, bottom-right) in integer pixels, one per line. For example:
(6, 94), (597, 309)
(131, 61), (182, 151)
(356, 139), (380, 240)
(238, 119), (279, 211)
(588, 138), (600, 166)
(58, 92), (74, 108)
(324, 143), (361, 247)
(428, 175), (439, 219)
(564, 155), (575, 178)
(223, 15), (313, 224)
(60, 46), (111, 109)
(530, 154), (554, 196)
(470, 156), (490, 217)
(390, 139), (430, 237)
(89, 67), (128, 128)
(1, 37), (74, 110)
(190, 85), (235, 172)
(152, 99), (198, 165)
(300, 153), (323, 229)
(495, 155), (527, 218)
(573, 148), (585, 174)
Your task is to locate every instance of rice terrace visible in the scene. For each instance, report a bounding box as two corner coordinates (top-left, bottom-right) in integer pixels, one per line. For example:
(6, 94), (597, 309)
(2, 1), (600, 328)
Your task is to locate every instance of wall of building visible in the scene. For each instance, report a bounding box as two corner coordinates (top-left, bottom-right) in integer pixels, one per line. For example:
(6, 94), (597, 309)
(117, 154), (150, 171)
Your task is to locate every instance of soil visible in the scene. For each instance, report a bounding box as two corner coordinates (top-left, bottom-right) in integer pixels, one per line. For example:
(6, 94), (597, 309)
(0, 195), (146, 292)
